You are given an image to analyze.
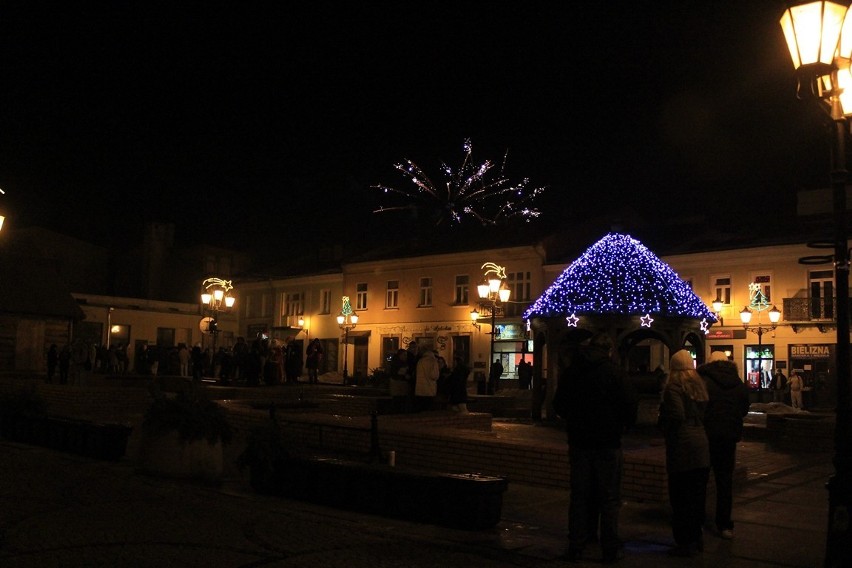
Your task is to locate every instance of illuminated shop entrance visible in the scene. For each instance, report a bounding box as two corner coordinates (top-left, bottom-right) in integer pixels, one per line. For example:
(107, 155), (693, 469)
(744, 344), (774, 390)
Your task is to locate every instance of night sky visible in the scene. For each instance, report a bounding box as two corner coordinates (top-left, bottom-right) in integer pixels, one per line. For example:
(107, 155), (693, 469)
(0, 2), (832, 252)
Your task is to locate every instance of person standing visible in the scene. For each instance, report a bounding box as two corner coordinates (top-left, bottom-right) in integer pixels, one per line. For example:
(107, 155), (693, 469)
(770, 369), (787, 403)
(517, 358), (533, 390)
(789, 370), (804, 409)
(284, 337), (302, 384)
(389, 348), (412, 413)
(697, 351), (750, 540)
(414, 349), (440, 412)
(558, 333), (637, 564)
(488, 357), (503, 394)
(191, 344), (204, 382)
(58, 345), (71, 385)
(446, 355), (471, 413)
(659, 349), (710, 557)
(178, 344), (190, 377)
(46, 344), (58, 383)
(232, 336), (248, 382)
(305, 338), (323, 384)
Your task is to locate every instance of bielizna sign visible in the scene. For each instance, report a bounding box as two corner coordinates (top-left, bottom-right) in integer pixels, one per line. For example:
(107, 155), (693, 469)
(790, 345), (831, 359)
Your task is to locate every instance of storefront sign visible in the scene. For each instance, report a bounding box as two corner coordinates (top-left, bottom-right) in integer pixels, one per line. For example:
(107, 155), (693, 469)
(706, 329), (734, 340)
(790, 345), (831, 359)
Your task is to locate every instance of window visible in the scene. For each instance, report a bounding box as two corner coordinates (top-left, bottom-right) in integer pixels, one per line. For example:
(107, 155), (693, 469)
(320, 289), (331, 314)
(356, 283), (368, 310)
(810, 269), (834, 320)
(454, 275), (469, 305)
(506, 271), (531, 317)
(386, 280), (399, 309)
(419, 277), (433, 307)
(284, 292), (303, 317)
(713, 276), (731, 305)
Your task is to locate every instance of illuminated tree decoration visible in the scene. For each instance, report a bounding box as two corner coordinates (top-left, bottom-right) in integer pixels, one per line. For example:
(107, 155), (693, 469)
(523, 233), (717, 322)
(373, 138), (546, 226)
(341, 296), (354, 317)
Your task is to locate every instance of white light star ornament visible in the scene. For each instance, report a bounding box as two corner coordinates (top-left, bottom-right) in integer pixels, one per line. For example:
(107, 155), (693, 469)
(640, 313), (654, 328)
(700, 318), (709, 333)
(566, 313), (579, 327)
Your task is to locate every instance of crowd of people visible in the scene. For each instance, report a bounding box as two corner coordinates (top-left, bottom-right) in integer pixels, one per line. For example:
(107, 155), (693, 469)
(555, 335), (754, 563)
(388, 341), (471, 414)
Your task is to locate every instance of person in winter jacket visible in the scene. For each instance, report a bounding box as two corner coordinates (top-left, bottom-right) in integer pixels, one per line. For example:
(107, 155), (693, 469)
(558, 333), (637, 564)
(698, 351), (750, 540)
(659, 349), (710, 557)
(414, 349), (440, 412)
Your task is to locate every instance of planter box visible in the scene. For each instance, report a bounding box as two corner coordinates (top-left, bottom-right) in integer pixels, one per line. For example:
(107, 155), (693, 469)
(253, 455), (508, 529)
(0, 415), (132, 461)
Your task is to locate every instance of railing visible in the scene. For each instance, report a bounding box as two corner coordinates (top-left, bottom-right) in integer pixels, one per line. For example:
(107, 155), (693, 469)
(782, 297), (850, 323)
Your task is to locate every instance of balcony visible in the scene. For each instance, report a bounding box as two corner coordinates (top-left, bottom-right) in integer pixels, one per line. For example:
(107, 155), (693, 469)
(782, 297), (851, 331)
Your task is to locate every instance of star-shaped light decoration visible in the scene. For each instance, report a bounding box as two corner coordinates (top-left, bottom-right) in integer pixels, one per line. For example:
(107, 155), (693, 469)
(700, 318), (709, 333)
(566, 313), (579, 327)
(640, 313), (654, 328)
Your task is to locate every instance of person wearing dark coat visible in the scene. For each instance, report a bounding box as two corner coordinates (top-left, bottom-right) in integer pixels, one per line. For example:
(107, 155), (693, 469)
(557, 333), (638, 564)
(46, 344), (58, 383)
(698, 351), (750, 540)
(446, 356), (470, 413)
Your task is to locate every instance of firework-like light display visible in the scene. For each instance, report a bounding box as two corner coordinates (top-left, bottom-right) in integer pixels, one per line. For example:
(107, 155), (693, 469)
(373, 138), (546, 226)
(523, 233), (717, 322)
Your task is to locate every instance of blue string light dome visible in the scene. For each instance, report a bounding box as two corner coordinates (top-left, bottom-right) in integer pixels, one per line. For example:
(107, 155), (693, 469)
(523, 232), (716, 321)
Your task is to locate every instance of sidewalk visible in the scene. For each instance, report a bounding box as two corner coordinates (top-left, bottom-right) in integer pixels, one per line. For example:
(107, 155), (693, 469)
(0, 422), (834, 567)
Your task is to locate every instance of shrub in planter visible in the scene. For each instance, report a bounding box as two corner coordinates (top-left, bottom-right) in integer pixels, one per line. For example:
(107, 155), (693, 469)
(139, 384), (233, 482)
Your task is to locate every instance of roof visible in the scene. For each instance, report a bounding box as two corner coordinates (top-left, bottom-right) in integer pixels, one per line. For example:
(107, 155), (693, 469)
(0, 254), (85, 319)
(524, 232), (717, 321)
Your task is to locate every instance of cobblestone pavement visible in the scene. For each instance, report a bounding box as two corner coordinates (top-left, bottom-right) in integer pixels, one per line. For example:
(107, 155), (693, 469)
(0, 420), (836, 568)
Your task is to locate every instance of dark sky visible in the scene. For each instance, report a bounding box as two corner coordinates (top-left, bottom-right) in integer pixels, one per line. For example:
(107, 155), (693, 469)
(0, 2), (831, 251)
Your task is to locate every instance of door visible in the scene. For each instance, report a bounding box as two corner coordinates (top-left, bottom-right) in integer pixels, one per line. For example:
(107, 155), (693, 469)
(354, 337), (369, 381)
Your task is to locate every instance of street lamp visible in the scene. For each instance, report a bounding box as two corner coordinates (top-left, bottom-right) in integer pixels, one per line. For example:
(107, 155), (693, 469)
(336, 295), (358, 385)
(0, 186), (8, 233)
(200, 277), (235, 355)
(470, 262), (511, 394)
(712, 296), (724, 325)
(739, 302), (781, 402)
(779, 3), (852, 564)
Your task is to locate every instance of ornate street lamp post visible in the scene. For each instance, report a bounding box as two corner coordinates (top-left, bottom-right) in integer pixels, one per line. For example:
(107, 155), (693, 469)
(337, 296), (358, 385)
(739, 286), (781, 403)
(470, 262), (511, 394)
(779, 3), (852, 564)
(200, 277), (235, 355)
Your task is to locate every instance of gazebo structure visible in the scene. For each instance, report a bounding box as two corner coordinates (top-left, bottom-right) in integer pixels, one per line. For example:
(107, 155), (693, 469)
(524, 232), (717, 418)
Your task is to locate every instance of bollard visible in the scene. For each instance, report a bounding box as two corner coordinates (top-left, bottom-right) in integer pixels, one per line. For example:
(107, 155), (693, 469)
(368, 410), (381, 463)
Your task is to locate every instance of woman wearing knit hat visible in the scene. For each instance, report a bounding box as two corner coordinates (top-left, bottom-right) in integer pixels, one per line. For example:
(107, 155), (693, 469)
(698, 351), (750, 540)
(658, 349), (710, 557)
